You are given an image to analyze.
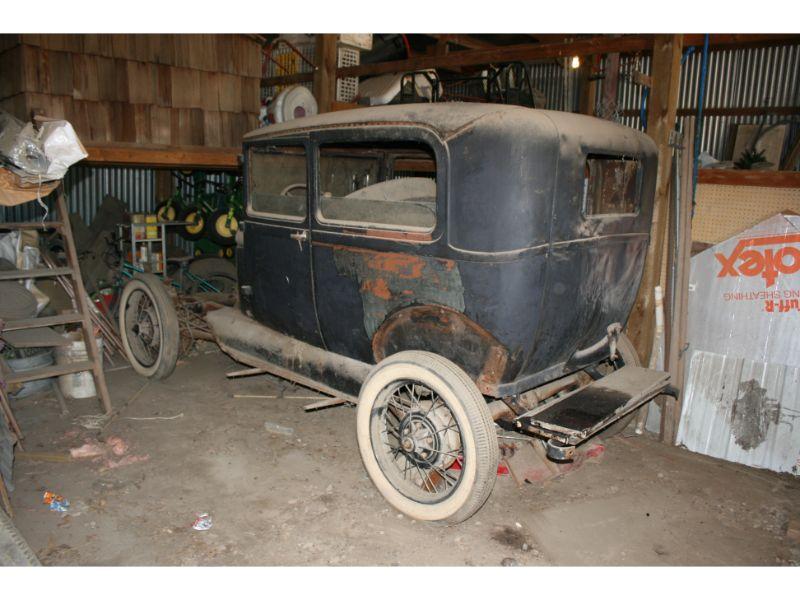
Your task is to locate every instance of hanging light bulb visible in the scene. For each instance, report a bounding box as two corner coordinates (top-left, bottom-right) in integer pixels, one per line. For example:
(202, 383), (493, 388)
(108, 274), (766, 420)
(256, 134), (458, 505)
(570, 56), (581, 69)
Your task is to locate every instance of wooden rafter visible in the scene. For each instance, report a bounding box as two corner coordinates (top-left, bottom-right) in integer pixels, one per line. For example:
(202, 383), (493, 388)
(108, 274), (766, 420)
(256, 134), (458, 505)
(338, 33), (800, 79)
(428, 34), (498, 50)
(261, 33), (800, 87)
(337, 34), (652, 78)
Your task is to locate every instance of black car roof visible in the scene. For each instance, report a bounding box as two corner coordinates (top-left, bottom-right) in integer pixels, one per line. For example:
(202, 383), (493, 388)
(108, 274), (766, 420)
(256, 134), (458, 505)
(244, 103), (521, 140)
(243, 102), (653, 153)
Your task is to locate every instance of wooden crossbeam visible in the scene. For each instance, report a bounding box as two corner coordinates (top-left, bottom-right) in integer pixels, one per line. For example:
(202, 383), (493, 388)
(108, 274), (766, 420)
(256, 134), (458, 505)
(428, 34), (498, 50)
(261, 34), (800, 88)
(83, 143), (241, 169)
(697, 169), (800, 188)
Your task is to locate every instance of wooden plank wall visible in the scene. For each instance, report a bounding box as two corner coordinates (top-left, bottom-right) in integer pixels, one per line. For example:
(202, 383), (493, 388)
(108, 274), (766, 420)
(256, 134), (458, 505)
(0, 34), (261, 148)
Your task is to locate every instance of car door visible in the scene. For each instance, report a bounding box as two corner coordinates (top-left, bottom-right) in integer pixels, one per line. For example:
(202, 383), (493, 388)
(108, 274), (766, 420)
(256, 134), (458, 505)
(308, 129), (447, 363)
(240, 139), (324, 347)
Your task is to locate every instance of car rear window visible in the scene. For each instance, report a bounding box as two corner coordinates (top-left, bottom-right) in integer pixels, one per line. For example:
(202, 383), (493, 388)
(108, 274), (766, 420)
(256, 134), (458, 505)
(248, 145), (307, 221)
(583, 154), (640, 216)
(317, 142), (436, 233)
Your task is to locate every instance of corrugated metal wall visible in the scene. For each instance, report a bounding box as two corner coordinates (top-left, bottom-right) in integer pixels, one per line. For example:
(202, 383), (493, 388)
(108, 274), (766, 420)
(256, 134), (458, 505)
(611, 42), (800, 161)
(174, 172), (232, 202)
(529, 58), (581, 112)
(1, 166), (233, 226)
(678, 350), (800, 474)
(512, 42), (799, 164)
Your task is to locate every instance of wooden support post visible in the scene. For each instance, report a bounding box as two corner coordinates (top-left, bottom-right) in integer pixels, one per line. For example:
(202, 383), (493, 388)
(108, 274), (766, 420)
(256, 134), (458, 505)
(313, 34), (338, 114)
(598, 53), (620, 119)
(626, 35), (683, 382)
(578, 55), (599, 116)
(662, 118), (695, 444)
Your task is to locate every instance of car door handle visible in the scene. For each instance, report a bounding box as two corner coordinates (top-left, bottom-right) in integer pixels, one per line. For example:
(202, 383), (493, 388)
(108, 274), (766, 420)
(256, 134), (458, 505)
(290, 230), (308, 250)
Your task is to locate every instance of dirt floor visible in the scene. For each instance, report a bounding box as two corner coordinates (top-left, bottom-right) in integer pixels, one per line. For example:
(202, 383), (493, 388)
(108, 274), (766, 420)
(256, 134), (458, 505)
(5, 346), (800, 566)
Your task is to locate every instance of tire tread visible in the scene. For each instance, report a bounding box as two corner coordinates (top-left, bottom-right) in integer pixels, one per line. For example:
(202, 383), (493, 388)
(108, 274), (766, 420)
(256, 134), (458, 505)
(362, 350), (499, 524)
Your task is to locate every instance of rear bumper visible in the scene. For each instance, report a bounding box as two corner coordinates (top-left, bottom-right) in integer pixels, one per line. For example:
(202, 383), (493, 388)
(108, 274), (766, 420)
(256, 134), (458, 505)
(514, 365), (673, 448)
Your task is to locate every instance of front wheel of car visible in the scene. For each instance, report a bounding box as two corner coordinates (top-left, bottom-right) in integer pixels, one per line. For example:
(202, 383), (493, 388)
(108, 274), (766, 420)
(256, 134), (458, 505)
(356, 351), (498, 525)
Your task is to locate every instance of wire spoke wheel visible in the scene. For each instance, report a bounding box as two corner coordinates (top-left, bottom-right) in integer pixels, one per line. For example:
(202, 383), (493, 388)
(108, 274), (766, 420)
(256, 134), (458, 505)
(118, 274), (180, 380)
(372, 381), (464, 503)
(123, 289), (161, 368)
(357, 351), (498, 524)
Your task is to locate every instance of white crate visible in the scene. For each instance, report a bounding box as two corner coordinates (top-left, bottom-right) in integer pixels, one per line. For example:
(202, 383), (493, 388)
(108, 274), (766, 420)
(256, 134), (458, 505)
(336, 46), (360, 103)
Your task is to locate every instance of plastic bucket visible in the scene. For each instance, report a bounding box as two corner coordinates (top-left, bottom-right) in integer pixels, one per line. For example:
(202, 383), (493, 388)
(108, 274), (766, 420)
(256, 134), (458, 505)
(55, 332), (103, 400)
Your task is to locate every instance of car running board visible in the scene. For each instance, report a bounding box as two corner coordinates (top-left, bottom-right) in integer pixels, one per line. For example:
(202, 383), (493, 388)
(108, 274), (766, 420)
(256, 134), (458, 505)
(514, 365), (671, 457)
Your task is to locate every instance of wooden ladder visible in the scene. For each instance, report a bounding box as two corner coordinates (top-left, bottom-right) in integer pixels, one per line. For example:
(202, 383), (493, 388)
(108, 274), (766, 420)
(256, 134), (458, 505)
(1, 186), (112, 449)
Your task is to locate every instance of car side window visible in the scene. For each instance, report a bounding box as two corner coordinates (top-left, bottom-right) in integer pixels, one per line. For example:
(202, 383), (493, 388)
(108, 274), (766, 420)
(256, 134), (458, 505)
(316, 142), (436, 233)
(583, 154), (640, 216)
(248, 145), (307, 221)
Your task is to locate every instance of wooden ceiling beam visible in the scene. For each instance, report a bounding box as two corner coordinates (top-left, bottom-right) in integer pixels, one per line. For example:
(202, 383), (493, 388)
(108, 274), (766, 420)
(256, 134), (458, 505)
(428, 34), (499, 50)
(261, 33), (800, 87)
(83, 143), (240, 170)
(338, 34), (653, 78)
(683, 33), (799, 50)
(524, 34), (595, 44)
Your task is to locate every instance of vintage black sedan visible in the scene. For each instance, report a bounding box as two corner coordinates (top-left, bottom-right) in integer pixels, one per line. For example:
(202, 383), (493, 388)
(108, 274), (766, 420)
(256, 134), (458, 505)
(119, 103), (671, 524)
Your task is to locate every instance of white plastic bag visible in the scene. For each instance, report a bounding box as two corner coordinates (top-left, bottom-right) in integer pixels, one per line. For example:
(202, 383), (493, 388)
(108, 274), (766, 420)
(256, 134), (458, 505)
(0, 111), (48, 175)
(39, 120), (87, 180)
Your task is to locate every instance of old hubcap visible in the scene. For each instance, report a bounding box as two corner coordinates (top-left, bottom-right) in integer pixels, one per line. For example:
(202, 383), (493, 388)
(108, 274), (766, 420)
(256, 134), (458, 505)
(371, 381), (464, 501)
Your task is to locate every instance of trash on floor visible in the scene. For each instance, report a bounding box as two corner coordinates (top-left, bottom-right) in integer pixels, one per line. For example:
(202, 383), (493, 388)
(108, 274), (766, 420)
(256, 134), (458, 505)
(68, 435), (148, 469)
(69, 440), (107, 459)
(264, 421), (295, 436)
(43, 491), (70, 512)
(72, 414), (111, 430)
(192, 513), (213, 531)
(105, 436), (129, 456)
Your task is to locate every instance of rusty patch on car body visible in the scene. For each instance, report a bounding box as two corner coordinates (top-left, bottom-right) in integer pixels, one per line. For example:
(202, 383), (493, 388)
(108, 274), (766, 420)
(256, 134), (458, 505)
(329, 245), (465, 338)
